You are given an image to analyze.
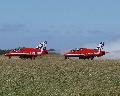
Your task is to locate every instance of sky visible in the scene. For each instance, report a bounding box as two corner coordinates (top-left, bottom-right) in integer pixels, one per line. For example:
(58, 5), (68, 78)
(0, 0), (120, 52)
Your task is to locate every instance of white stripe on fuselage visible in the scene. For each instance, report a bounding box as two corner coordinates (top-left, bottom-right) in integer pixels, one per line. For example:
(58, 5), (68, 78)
(37, 52), (42, 54)
(9, 52), (42, 55)
(66, 54), (85, 56)
(10, 53), (30, 55)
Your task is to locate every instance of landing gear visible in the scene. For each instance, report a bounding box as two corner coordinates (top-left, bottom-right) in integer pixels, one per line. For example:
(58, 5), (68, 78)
(8, 56), (11, 59)
(90, 57), (94, 60)
(30, 56), (35, 60)
(65, 56), (68, 59)
(65, 56), (69, 59)
(19, 55), (36, 60)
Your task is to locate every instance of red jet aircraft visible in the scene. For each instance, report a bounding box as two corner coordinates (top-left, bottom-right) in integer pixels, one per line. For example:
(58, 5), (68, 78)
(5, 48), (48, 60)
(64, 42), (107, 60)
(5, 42), (48, 60)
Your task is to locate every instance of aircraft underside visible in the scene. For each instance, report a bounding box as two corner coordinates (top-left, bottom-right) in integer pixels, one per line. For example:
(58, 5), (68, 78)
(7, 54), (37, 60)
(64, 55), (94, 60)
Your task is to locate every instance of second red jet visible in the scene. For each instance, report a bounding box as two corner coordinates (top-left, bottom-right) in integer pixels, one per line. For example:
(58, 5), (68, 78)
(5, 41), (48, 60)
(64, 42), (107, 60)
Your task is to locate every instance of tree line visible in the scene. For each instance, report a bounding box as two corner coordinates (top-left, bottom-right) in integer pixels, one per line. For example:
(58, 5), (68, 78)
(0, 49), (10, 55)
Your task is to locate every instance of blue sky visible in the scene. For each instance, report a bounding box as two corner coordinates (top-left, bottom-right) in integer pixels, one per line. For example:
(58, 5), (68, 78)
(0, 0), (120, 52)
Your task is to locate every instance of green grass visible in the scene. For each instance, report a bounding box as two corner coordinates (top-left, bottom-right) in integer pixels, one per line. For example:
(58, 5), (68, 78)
(0, 54), (120, 96)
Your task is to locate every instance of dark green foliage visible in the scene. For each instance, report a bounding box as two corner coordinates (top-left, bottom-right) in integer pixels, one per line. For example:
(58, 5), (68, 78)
(0, 49), (10, 55)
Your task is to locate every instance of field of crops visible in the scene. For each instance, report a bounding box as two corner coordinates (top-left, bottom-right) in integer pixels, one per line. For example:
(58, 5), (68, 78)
(0, 54), (120, 96)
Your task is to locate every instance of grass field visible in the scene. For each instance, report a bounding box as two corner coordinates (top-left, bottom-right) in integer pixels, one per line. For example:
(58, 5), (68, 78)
(0, 54), (120, 96)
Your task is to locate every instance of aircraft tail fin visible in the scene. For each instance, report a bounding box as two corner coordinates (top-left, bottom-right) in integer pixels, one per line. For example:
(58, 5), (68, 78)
(97, 42), (104, 50)
(36, 41), (47, 50)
